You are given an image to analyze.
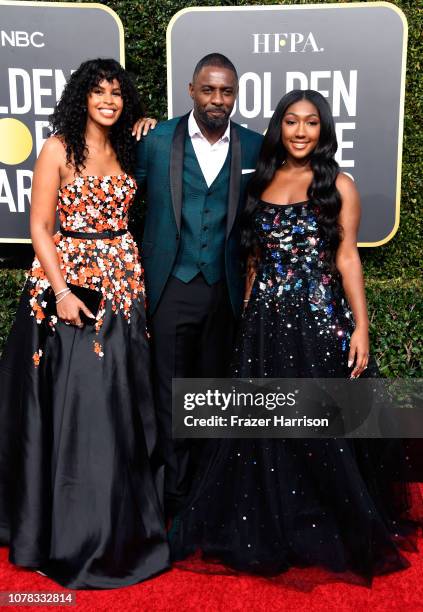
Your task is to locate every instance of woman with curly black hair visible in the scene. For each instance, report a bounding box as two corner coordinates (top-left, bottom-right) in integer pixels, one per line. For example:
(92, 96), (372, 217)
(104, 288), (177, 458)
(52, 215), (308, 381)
(0, 58), (169, 588)
(50, 57), (143, 179)
(170, 90), (422, 583)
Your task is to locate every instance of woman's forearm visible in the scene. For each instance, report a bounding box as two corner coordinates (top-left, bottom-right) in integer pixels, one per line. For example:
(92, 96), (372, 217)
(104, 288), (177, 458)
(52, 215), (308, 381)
(336, 251), (369, 330)
(31, 225), (67, 294)
(244, 271), (256, 302)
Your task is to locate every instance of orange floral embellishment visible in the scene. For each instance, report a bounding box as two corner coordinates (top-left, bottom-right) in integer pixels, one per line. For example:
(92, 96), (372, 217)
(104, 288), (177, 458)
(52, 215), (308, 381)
(27, 175), (145, 365)
(93, 341), (104, 358)
(32, 349), (43, 367)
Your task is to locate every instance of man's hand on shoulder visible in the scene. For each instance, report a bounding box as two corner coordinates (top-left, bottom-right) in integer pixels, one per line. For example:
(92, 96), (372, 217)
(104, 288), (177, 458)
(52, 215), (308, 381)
(132, 117), (157, 141)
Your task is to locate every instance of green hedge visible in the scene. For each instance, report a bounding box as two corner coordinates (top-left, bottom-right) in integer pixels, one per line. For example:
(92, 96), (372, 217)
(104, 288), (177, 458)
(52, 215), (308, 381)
(1, 0), (421, 377)
(1, 269), (420, 377)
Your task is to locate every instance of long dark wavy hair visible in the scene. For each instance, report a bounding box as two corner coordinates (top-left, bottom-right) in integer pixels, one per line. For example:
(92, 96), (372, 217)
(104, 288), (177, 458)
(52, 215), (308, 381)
(242, 89), (342, 268)
(50, 58), (143, 175)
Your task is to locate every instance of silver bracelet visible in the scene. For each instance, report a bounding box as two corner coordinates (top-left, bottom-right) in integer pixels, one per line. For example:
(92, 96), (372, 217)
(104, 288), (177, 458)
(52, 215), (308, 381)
(54, 287), (69, 298)
(56, 289), (71, 304)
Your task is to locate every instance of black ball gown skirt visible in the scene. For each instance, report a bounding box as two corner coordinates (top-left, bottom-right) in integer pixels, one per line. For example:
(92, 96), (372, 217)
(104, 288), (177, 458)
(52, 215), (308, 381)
(169, 201), (422, 585)
(0, 286), (169, 589)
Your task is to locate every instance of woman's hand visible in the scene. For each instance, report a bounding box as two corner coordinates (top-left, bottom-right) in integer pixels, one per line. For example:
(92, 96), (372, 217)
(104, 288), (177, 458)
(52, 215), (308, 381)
(348, 327), (369, 378)
(131, 117), (157, 141)
(57, 293), (95, 327)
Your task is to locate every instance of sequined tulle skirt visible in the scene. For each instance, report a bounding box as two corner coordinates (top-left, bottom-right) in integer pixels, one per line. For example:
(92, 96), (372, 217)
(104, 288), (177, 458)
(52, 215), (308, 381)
(169, 285), (423, 584)
(170, 437), (422, 582)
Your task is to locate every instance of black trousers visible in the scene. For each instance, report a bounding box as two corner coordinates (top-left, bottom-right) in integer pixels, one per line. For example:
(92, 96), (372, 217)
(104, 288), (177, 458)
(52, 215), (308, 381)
(150, 274), (235, 517)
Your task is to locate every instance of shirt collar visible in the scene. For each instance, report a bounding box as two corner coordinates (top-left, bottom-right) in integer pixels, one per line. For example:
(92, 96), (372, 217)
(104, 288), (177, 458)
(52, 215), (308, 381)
(188, 110), (231, 143)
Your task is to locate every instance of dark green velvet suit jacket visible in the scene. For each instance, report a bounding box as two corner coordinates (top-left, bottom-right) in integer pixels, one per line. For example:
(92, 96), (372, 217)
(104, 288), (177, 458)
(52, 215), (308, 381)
(134, 113), (263, 315)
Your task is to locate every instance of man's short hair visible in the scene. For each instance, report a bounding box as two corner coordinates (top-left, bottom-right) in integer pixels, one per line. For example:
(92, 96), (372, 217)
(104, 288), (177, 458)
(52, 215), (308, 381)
(192, 53), (238, 83)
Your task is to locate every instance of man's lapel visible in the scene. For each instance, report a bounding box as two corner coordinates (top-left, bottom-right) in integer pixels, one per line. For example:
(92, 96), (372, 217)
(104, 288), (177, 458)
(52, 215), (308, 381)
(226, 123), (241, 239)
(169, 113), (189, 232)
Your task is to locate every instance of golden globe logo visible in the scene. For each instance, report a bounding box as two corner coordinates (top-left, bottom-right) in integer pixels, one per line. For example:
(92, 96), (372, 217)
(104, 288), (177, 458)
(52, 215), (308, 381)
(0, 1), (123, 242)
(0, 119), (33, 165)
(0, 68), (68, 213)
(252, 32), (323, 54)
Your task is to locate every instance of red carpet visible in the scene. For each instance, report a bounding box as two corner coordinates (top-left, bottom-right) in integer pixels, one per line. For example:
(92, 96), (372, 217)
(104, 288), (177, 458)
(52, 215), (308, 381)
(1, 544), (423, 612)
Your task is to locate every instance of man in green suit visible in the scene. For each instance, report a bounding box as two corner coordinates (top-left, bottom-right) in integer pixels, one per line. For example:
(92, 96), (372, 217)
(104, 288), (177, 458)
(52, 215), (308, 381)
(135, 53), (263, 518)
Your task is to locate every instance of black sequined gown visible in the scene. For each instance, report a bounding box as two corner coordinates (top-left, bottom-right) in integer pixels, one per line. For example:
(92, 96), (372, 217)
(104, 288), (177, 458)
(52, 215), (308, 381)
(170, 200), (422, 582)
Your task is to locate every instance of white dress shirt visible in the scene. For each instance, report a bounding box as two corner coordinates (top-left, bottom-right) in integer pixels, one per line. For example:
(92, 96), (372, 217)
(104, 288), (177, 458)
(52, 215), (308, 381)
(188, 110), (230, 187)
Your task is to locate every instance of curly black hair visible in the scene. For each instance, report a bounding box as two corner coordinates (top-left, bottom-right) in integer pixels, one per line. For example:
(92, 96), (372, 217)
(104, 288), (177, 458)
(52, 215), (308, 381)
(242, 89), (342, 269)
(50, 58), (144, 175)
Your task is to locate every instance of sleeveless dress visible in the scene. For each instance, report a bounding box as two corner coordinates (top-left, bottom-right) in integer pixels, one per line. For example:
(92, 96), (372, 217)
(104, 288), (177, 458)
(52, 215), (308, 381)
(0, 174), (169, 589)
(170, 200), (422, 583)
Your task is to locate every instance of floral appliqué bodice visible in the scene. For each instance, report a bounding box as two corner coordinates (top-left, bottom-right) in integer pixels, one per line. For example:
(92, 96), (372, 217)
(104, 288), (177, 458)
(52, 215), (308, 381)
(28, 174), (143, 365)
(58, 174), (133, 233)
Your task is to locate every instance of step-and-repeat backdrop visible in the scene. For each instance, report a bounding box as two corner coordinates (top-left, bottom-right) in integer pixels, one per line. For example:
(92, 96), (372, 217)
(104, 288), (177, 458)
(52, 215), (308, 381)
(0, 0), (123, 243)
(0, 2), (407, 246)
(167, 4), (407, 246)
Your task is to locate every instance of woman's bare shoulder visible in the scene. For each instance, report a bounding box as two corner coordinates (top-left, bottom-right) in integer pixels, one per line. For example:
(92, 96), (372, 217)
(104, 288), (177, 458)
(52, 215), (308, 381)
(336, 172), (359, 197)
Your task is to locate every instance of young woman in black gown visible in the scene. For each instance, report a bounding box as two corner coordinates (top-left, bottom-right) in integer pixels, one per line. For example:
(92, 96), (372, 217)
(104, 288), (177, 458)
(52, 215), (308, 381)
(0, 59), (169, 589)
(170, 90), (422, 583)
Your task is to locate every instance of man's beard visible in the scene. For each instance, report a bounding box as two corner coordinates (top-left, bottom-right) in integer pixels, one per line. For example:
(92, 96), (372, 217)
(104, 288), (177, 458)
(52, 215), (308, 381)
(195, 105), (230, 130)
